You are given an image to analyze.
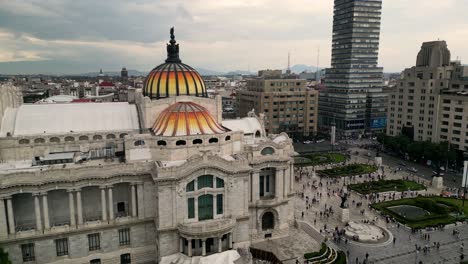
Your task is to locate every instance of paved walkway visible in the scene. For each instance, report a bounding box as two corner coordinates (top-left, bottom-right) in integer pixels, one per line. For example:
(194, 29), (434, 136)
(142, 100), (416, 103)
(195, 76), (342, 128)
(293, 152), (466, 264)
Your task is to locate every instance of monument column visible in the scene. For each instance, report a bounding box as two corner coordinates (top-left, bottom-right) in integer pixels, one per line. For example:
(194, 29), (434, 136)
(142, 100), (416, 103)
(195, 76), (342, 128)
(68, 190), (76, 226)
(6, 197), (15, 234)
(76, 189), (83, 225)
(202, 239), (207, 256)
(108, 186), (114, 220)
(0, 198), (9, 238)
(100, 187), (107, 221)
(131, 184), (137, 217)
(33, 193), (42, 231)
(42, 193), (50, 229)
(188, 239), (192, 257)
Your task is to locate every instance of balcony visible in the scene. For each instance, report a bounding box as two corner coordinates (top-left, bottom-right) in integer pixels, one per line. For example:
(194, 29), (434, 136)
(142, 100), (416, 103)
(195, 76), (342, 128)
(178, 218), (236, 239)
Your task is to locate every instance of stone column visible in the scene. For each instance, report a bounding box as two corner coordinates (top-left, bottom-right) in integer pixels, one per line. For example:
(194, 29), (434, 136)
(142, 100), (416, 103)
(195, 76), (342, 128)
(6, 197), (15, 234)
(68, 190), (76, 226)
(229, 233), (233, 249)
(179, 237), (184, 253)
(0, 198), (8, 238)
(213, 194), (217, 217)
(42, 193), (50, 229)
(131, 184), (137, 217)
(100, 187), (107, 221)
(289, 163), (294, 193)
(188, 239), (192, 257)
(202, 239), (207, 256)
(252, 171), (260, 202)
(76, 189), (83, 225)
(194, 198), (199, 220)
(33, 194), (42, 231)
(218, 237), (223, 253)
(137, 183), (144, 220)
(283, 169), (287, 197)
(108, 186), (114, 220)
(275, 170), (282, 199)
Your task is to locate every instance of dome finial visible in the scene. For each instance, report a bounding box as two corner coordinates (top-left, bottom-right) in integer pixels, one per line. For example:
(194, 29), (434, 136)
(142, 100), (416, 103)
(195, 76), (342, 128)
(166, 27), (181, 63)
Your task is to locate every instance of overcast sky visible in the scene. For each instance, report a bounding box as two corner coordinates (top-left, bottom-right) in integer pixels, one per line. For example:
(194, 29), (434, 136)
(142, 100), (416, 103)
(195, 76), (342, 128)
(0, 0), (467, 74)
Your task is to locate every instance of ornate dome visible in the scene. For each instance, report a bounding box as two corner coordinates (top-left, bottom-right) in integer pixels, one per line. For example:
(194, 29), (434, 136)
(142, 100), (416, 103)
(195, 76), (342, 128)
(144, 28), (207, 99)
(152, 102), (228, 136)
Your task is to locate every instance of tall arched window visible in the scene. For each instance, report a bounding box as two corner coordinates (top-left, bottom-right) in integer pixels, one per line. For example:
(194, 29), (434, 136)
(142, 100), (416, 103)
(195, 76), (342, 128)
(198, 194), (214, 221)
(186, 176), (225, 221)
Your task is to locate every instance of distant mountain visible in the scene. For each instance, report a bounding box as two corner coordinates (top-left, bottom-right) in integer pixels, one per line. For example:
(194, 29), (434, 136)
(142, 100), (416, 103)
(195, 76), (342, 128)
(196, 68), (225, 76)
(75, 70), (147, 77)
(286, 64), (321, 74)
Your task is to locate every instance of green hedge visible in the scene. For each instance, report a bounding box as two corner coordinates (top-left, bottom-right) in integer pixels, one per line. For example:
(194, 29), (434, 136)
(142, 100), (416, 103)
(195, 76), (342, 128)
(371, 197), (467, 229)
(333, 251), (347, 264)
(349, 180), (425, 194)
(319, 164), (377, 177)
(295, 153), (347, 167)
(304, 243), (327, 259)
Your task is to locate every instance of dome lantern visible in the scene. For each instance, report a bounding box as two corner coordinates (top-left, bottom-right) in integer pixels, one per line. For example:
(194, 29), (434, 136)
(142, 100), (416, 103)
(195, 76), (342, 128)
(144, 27), (207, 99)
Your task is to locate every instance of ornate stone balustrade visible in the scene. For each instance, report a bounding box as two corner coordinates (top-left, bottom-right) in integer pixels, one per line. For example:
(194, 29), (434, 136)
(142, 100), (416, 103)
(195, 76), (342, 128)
(178, 218), (236, 239)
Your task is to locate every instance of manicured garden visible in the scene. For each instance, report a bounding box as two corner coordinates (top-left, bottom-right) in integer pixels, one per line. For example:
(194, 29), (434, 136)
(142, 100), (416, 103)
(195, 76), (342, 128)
(318, 164), (377, 177)
(371, 197), (468, 229)
(294, 153), (347, 166)
(349, 179), (425, 194)
(303, 243), (346, 264)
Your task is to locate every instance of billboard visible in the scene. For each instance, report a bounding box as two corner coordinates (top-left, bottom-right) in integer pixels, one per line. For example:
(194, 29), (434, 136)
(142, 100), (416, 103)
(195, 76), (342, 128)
(370, 118), (387, 129)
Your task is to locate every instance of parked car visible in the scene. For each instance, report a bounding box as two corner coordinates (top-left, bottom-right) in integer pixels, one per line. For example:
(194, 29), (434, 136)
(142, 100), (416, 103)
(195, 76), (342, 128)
(303, 140), (312, 144)
(316, 139), (325, 143)
(407, 167), (418, 173)
(399, 162), (407, 167)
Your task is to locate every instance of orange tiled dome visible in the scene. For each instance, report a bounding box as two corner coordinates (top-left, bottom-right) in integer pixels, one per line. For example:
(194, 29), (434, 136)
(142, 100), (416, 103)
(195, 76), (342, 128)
(152, 102), (228, 136)
(144, 27), (207, 99)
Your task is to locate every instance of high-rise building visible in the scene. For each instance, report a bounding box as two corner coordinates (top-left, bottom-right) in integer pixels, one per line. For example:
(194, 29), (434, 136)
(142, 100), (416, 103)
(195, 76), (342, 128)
(237, 71), (319, 137)
(387, 41), (468, 151)
(121, 67), (128, 80)
(319, 0), (387, 137)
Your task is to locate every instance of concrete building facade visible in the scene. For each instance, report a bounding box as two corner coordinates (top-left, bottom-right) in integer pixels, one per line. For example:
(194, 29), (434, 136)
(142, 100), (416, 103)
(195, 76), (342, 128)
(319, 0), (387, 137)
(387, 41), (468, 151)
(237, 74), (319, 138)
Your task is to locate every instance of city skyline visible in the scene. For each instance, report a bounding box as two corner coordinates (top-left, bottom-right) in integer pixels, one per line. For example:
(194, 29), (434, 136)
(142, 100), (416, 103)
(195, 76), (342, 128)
(0, 0), (467, 74)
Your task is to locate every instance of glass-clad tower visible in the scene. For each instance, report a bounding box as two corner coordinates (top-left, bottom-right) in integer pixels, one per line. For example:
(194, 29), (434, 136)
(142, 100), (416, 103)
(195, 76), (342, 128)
(319, 0), (387, 137)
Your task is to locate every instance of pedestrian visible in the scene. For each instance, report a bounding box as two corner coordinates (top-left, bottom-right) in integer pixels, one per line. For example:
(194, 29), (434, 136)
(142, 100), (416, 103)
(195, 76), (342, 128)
(356, 257), (359, 264)
(393, 237), (396, 244)
(365, 252), (369, 260)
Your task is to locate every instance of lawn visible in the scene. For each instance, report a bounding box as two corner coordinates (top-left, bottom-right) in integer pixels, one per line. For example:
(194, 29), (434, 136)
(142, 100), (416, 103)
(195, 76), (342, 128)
(294, 153), (347, 166)
(318, 164), (377, 177)
(349, 180), (425, 194)
(371, 196), (468, 229)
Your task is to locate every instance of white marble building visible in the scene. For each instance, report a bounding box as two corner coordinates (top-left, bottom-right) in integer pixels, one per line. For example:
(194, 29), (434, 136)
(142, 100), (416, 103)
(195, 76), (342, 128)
(0, 31), (295, 264)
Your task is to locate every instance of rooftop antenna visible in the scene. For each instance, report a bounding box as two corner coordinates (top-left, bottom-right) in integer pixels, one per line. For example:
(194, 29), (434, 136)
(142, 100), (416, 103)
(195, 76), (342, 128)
(287, 51), (291, 74)
(315, 46), (320, 82)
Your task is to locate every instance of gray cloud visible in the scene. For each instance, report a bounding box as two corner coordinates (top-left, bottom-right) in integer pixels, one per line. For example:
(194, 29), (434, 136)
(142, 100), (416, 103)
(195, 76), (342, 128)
(0, 0), (466, 74)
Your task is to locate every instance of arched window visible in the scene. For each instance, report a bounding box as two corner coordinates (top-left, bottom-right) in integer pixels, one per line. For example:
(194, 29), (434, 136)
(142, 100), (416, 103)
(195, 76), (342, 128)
(225, 135), (231, 141)
(50, 137), (60, 143)
(157, 140), (167, 146)
(34, 138), (45, 144)
(119, 133), (128, 139)
(193, 139), (203, 145)
(262, 212), (275, 230)
(93, 135), (103, 140)
(216, 177), (224, 188)
(106, 134), (116, 139)
(255, 131), (261, 138)
(209, 138), (218, 143)
(65, 136), (75, 142)
(261, 147), (275, 155)
(197, 175), (213, 189)
(19, 139), (30, 144)
(176, 140), (186, 146)
(134, 140), (145, 146)
(186, 180), (195, 192)
(198, 194), (214, 221)
(79, 136), (89, 141)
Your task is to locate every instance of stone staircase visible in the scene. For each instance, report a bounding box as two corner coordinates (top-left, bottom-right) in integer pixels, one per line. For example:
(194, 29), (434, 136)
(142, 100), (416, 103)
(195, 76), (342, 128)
(297, 220), (325, 243)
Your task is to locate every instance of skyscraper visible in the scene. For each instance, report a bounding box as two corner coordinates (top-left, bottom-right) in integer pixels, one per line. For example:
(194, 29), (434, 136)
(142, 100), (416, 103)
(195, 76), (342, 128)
(319, 0), (387, 137)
